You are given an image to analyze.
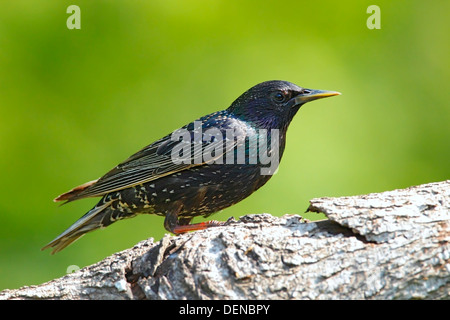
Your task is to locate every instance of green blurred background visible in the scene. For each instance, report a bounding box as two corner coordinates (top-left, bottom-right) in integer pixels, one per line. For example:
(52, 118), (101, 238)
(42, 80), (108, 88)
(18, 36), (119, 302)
(0, 0), (448, 290)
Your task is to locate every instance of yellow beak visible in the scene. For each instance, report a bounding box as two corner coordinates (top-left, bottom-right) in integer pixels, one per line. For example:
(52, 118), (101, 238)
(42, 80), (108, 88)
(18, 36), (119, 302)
(294, 89), (341, 105)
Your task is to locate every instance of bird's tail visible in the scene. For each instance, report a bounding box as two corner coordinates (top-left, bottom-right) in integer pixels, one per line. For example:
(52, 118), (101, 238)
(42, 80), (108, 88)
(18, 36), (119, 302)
(42, 200), (116, 254)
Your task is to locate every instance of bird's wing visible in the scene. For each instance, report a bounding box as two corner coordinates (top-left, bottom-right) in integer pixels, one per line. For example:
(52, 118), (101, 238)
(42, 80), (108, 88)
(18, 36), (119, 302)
(55, 116), (245, 202)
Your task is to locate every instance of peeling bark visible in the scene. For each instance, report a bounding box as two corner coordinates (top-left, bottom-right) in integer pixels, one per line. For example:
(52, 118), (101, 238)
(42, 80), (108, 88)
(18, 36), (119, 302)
(1, 180), (449, 300)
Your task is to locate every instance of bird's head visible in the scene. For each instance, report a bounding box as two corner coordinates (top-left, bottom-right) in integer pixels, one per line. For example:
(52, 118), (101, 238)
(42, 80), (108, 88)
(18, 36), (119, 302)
(228, 80), (340, 130)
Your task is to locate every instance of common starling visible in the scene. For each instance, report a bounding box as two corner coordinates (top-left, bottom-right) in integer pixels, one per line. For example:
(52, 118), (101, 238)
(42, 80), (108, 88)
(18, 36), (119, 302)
(42, 80), (340, 254)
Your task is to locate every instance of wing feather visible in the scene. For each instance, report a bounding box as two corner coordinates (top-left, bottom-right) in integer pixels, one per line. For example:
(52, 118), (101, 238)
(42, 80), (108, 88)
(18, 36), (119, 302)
(55, 112), (246, 202)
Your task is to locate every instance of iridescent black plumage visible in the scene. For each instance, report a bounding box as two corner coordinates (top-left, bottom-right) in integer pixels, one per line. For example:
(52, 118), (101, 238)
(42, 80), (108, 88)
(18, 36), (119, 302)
(42, 80), (340, 253)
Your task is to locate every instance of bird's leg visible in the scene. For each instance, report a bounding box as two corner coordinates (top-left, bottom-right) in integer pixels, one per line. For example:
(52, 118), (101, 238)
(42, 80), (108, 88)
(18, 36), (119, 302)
(164, 202), (235, 234)
(163, 203), (183, 233)
(172, 216), (236, 234)
(172, 220), (226, 234)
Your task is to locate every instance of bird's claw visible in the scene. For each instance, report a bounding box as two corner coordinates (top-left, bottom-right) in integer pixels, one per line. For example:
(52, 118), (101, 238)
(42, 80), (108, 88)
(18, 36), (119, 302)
(224, 216), (237, 226)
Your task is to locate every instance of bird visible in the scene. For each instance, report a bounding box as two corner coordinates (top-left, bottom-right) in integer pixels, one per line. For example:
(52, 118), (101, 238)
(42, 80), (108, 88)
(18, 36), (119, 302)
(42, 80), (340, 254)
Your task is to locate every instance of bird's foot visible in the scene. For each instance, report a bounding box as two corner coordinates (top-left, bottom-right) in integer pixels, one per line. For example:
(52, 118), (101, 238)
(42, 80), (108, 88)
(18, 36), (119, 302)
(224, 216), (237, 225)
(173, 216), (236, 234)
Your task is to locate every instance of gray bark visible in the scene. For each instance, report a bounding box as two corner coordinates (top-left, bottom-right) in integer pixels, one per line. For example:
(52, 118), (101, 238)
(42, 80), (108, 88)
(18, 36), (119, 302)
(1, 180), (449, 300)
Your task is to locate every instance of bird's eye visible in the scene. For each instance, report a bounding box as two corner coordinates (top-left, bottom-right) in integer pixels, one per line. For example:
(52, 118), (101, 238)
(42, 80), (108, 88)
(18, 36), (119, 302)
(271, 91), (287, 103)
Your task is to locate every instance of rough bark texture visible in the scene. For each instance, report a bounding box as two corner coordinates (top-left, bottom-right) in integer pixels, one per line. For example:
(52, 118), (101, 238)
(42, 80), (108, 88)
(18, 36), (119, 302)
(1, 180), (449, 300)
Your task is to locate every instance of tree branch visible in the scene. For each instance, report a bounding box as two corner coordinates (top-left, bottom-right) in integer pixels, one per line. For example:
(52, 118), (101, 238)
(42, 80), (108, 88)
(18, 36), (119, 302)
(1, 180), (449, 299)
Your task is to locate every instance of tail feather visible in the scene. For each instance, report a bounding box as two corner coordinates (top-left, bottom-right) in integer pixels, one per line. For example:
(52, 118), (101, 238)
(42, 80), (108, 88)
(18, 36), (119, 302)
(42, 201), (112, 254)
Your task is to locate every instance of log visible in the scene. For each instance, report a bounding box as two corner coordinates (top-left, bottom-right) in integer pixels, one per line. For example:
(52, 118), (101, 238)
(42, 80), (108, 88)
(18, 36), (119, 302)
(1, 180), (449, 300)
